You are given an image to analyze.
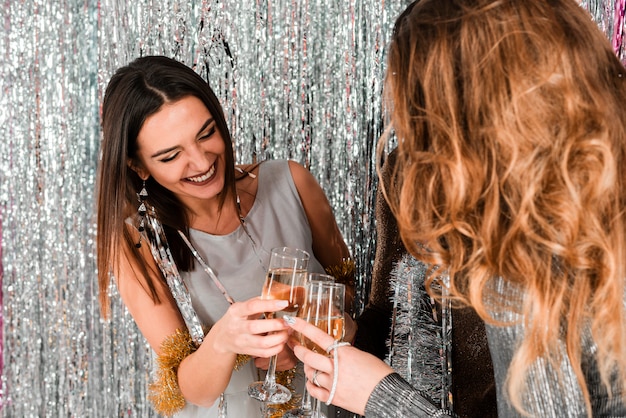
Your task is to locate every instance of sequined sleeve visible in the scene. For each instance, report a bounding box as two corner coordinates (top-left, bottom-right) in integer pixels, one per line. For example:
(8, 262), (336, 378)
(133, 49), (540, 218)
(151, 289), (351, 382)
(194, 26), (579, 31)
(484, 277), (626, 417)
(365, 373), (457, 417)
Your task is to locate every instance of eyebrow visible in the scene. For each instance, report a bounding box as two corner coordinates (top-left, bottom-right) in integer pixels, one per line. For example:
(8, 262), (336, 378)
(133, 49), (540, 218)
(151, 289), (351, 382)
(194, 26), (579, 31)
(150, 117), (215, 158)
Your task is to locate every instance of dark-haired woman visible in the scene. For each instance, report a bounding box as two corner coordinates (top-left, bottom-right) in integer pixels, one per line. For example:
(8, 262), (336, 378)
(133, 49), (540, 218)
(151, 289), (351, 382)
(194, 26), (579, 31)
(96, 55), (352, 417)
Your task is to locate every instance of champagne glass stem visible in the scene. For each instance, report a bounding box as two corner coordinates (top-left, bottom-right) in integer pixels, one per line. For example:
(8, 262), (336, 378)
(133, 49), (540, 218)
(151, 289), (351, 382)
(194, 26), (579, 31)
(263, 354), (278, 389)
(282, 374), (314, 418)
(302, 387), (312, 410)
(249, 350), (290, 403)
(314, 397), (322, 417)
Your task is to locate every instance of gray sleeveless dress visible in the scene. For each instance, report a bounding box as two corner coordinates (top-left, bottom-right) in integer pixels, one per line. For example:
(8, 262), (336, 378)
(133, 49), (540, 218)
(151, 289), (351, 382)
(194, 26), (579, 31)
(176, 159), (325, 417)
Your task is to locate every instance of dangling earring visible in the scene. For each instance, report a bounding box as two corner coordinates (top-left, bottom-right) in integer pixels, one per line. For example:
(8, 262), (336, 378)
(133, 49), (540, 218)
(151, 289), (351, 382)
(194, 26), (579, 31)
(136, 181), (148, 248)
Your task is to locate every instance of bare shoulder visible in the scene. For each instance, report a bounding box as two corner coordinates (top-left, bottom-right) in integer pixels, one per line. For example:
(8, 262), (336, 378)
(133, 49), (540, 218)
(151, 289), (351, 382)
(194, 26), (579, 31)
(115, 249), (154, 301)
(287, 160), (318, 191)
(285, 160), (351, 274)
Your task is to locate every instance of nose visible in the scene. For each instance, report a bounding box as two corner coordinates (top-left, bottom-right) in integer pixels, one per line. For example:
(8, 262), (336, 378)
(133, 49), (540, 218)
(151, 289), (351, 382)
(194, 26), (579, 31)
(187, 143), (212, 173)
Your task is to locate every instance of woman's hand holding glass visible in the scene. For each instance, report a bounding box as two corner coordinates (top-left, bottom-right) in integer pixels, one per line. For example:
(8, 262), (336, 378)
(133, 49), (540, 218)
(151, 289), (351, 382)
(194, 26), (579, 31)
(283, 273), (338, 418)
(285, 314), (394, 416)
(248, 247), (310, 404)
(254, 344), (298, 372)
(210, 297), (292, 359)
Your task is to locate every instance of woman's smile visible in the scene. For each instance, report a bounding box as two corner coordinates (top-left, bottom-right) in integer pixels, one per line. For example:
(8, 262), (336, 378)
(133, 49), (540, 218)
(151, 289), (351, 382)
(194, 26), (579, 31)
(186, 163), (216, 184)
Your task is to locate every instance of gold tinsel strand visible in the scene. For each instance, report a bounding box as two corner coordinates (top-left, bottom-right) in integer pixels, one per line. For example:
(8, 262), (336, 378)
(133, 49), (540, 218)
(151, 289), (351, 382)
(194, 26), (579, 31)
(148, 329), (196, 416)
(266, 366), (302, 418)
(148, 328), (253, 416)
(325, 258), (356, 287)
(234, 353), (252, 371)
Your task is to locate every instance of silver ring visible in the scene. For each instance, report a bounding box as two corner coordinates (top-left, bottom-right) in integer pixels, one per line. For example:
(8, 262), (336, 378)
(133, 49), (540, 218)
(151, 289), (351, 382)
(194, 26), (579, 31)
(312, 369), (321, 387)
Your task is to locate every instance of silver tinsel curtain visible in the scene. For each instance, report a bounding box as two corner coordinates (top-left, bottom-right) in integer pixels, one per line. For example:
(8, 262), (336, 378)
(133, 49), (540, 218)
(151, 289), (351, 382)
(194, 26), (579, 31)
(1, 0), (624, 416)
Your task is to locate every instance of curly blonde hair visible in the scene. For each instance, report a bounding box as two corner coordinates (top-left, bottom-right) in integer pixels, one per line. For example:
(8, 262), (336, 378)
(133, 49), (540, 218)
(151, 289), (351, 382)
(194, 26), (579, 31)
(381, 0), (626, 414)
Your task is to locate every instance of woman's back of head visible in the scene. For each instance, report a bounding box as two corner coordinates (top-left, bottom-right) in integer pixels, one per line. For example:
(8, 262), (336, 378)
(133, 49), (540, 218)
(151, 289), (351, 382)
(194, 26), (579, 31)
(384, 0), (626, 414)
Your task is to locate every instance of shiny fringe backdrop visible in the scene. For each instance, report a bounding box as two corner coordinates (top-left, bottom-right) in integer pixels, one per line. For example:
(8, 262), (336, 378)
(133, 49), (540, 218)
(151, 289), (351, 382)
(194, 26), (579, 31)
(0, 0), (624, 416)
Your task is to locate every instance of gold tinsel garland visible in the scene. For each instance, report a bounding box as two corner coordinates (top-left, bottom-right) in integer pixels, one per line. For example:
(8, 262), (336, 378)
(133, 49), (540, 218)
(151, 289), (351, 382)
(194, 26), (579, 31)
(148, 328), (252, 416)
(148, 329), (196, 416)
(148, 328), (300, 417)
(325, 258), (356, 287)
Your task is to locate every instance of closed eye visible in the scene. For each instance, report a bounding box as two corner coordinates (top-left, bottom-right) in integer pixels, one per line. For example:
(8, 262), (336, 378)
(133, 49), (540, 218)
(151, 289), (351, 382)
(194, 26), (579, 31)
(159, 151), (180, 163)
(199, 125), (216, 141)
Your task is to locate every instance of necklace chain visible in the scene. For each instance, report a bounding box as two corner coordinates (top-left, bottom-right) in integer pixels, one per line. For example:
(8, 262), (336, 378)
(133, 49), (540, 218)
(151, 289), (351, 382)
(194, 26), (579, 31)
(178, 167), (267, 297)
(178, 197), (267, 301)
(177, 230), (236, 304)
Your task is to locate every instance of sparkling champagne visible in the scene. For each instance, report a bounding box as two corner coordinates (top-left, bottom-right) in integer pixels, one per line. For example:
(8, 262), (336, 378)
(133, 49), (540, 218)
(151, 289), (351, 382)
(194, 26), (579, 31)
(302, 315), (345, 353)
(262, 268), (307, 318)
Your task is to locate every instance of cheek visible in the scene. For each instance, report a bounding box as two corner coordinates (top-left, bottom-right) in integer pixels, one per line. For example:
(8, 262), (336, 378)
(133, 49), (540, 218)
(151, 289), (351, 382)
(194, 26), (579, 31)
(210, 142), (229, 166)
(210, 140), (227, 155)
(150, 162), (186, 185)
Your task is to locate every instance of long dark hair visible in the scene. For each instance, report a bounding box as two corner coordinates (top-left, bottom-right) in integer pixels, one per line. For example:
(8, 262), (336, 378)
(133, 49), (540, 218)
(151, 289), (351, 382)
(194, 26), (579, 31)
(97, 56), (237, 315)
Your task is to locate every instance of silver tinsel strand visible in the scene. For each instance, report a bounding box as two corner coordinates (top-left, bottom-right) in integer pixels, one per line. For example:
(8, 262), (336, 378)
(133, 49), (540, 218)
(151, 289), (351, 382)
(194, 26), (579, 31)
(387, 255), (452, 411)
(0, 0), (623, 416)
(143, 209), (205, 346)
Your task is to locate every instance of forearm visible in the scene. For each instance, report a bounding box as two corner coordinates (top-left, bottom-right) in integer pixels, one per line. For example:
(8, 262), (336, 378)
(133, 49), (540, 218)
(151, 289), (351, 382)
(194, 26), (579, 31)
(365, 373), (456, 418)
(176, 299), (290, 407)
(177, 328), (238, 407)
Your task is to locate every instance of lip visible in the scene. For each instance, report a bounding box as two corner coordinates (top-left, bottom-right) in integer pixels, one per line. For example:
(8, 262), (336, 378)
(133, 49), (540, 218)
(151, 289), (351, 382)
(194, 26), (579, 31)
(185, 163), (216, 185)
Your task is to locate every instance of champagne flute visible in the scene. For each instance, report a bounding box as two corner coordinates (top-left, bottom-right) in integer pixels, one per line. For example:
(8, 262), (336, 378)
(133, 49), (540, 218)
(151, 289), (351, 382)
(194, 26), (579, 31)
(248, 247), (309, 404)
(283, 273), (336, 418)
(285, 276), (345, 418)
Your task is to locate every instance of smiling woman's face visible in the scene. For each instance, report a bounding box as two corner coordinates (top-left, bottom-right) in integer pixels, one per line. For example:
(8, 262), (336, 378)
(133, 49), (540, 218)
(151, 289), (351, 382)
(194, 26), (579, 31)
(133, 95), (227, 209)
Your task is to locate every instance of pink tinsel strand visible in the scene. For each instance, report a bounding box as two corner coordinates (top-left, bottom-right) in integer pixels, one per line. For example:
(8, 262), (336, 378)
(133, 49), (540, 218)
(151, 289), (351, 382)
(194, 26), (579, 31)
(614, 0), (626, 62)
(0, 214), (3, 409)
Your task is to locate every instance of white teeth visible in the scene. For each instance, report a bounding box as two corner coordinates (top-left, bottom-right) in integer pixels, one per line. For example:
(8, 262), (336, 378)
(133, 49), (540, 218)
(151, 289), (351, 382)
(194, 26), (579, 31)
(187, 165), (215, 183)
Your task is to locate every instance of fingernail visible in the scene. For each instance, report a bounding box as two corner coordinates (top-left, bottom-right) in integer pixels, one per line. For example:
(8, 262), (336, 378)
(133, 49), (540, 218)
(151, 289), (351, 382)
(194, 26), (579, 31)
(283, 315), (296, 325)
(276, 300), (289, 308)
